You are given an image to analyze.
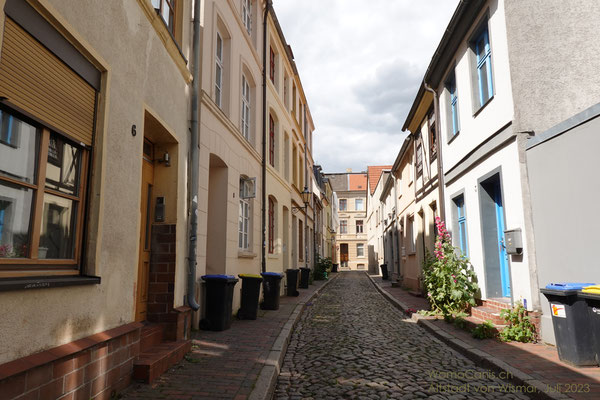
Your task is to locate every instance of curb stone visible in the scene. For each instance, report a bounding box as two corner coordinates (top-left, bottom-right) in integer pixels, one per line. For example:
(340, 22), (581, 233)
(248, 273), (340, 400)
(365, 272), (572, 400)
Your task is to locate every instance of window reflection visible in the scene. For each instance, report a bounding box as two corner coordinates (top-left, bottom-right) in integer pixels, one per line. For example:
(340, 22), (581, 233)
(0, 182), (33, 258)
(0, 110), (38, 184)
(45, 133), (81, 196)
(39, 193), (76, 259)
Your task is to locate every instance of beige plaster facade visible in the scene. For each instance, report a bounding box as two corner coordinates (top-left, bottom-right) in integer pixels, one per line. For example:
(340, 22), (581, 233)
(0, 0), (192, 364)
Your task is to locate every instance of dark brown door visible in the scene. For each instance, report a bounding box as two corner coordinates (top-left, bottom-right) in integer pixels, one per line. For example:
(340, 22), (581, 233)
(340, 243), (349, 262)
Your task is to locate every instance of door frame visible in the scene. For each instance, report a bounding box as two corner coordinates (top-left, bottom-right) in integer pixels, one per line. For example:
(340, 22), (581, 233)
(478, 167), (513, 301)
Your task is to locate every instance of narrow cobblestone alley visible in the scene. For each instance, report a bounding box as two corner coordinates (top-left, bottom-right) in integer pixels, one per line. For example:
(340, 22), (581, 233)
(274, 272), (530, 400)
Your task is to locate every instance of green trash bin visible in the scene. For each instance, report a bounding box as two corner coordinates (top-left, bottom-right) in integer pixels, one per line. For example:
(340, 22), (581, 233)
(238, 274), (263, 320)
(540, 282), (596, 366)
(200, 275), (239, 331)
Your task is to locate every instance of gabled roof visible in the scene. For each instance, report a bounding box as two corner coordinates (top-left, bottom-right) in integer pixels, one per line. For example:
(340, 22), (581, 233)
(367, 165), (393, 195)
(349, 173), (367, 191)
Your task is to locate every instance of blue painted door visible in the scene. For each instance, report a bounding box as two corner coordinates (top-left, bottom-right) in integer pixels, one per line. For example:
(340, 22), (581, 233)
(493, 182), (510, 297)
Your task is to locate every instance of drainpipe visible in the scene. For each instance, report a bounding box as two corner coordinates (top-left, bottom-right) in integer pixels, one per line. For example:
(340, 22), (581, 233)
(261, 0), (272, 273)
(186, 0), (202, 311)
(424, 82), (446, 222)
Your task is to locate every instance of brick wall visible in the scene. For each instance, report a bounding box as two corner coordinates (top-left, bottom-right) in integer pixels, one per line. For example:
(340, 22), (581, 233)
(0, 322), (142, 400)
(148, 224), (176, 326)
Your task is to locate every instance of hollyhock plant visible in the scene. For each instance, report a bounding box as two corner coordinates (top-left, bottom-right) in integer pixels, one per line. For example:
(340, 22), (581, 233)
(422, 217), (478, 316)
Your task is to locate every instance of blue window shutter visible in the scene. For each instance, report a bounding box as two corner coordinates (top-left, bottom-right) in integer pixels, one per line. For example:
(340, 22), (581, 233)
(0, 209), (4, 242)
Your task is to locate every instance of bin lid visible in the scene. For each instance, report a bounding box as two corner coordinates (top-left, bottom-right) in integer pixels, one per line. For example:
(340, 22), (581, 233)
(545, 283), (595, 290)
(261, 272), (284, 277)
(201, 274), (237, 281)
(239, 274), (263, 279)
(582, 285), (600, 294)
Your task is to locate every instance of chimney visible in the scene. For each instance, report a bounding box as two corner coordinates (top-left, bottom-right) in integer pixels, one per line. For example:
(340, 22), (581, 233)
(346, 168), (352, 173)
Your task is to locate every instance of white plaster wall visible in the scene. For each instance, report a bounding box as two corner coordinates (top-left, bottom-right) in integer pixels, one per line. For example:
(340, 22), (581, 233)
(444, 140), (533, 307)
(439, 0), (515, 171)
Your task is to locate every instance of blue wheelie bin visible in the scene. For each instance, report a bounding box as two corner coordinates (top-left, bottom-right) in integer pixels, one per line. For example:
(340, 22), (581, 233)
(540, 282), (596, 366)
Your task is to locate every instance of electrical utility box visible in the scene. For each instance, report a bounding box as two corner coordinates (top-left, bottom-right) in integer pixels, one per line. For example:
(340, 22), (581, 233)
(504, 228), (523, 255)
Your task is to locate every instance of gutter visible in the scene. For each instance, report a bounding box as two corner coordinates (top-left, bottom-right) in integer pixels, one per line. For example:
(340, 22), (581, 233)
(186, 0), (202, 311)
(261, 0), (272, 273)
(424, 82), (446, 222)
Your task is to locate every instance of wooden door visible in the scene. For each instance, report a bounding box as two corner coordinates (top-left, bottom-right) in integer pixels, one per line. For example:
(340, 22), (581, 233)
(135, 140), (154, 321)
(340, 243), (349, 262)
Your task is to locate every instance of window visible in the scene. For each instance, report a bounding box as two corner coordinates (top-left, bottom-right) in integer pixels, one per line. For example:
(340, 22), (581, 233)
(453, 195), (468, 256)
(152, 0), (176, 36)
(292, 84), (297, 116)
(269, 115), (275, 167)
(355, 198), (364, 211)
(268, 197), (274, 253)
(472, 24), (493, 108)
(407, 216), (416, 253)
(215, 32), (224, 108)
(283, 74), (289, 109)
(415, 140), (423, 177)
(356, 220), (363, 234)
(0, 109), (88, 266)
(339, 199), (347, 211)
(242, 0), (251, 35)
(298, 220), (303, 260)
(239, 177), (251, 250)
(428, 108), (437, 161)
(357, 263), (365, 269)
(340, 220), (347, 234)
(284, 134), (290, 181)
(356, 243), (364, 257)
(446, 70), (460, 137)
(241, 75), (251, 140)
(269, 46), (275, 84)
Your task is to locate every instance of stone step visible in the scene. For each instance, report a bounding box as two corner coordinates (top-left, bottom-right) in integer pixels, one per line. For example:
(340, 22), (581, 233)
(482, 298), (512, 312)
(140, 324), (165, 353)
(133, 340), (191, 383)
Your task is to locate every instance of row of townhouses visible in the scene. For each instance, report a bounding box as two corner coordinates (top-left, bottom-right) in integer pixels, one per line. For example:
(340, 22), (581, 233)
(0, 0), (338, 398)
(367, 0), (600, 346)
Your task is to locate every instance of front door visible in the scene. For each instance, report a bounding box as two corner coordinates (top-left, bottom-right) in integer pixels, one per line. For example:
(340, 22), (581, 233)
(480, 174), (510, 298)
(340, 243), (349, 268)
(136, 139), (154, 321)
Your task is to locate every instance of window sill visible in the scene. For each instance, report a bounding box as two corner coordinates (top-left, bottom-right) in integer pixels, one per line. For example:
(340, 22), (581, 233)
(447, 131), (461, 145)
(473, 95), (494, 118)
(238, 251), (257, 259)
(0, 275), (101, 292)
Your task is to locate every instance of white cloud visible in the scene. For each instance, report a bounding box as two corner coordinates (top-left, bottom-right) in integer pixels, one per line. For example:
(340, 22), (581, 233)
(274, 0), (459, 172)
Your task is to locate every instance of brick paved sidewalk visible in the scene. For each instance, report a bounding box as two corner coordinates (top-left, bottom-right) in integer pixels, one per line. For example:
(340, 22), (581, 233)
(370, 274), (600, 399)
(121, 276), (335, 400)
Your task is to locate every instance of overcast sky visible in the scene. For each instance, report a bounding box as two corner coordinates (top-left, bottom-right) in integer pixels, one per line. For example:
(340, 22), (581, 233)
(274, 0), (459, 173)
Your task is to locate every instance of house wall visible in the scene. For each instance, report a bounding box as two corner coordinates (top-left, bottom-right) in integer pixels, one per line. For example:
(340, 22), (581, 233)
(526, 105), (600, 345)
(336, 190), (368, 270)
(396, 149), (417, 289)
(444, 138), (533, 306)
(438, 0), (515, 171)
(0, 0), (191, 365)
(504, 0), (600, 135)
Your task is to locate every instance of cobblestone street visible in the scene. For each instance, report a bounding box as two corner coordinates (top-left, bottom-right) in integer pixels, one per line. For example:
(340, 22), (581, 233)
(274, 272), (530, 400)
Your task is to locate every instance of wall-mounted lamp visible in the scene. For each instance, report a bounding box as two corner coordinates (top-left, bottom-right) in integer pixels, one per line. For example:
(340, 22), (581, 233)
(157, 151), (171, 167)
(292, 187), (311, 214)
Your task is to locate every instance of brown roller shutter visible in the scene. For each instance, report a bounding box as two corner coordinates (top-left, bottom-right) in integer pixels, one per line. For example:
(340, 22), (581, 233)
(0, 17), (96, 146)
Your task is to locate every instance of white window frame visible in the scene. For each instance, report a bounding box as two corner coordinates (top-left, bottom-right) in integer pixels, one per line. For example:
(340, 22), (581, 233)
(215, 32), (224, 108)
(242, 0), (252, 35)
(355, 198), (364, 211)
(357, 243), (364, 258)
(241, 75), (250, 140)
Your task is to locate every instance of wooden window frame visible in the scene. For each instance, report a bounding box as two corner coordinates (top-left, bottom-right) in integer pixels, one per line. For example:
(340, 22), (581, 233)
(428, 108), (437, 162)
(269, 47), (275, 84)
(298, 220), (303, 261)
(268, 197), (274, 253)
(356, 220), (363, 234)
(339, 198), (347, 211)
(339, 220), (347, 234)
(269, 115), (275, 167)
(356, 243), (364, 258)
(154, 0), (177, 37)
(0, 108), (89, 278)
